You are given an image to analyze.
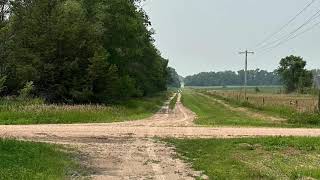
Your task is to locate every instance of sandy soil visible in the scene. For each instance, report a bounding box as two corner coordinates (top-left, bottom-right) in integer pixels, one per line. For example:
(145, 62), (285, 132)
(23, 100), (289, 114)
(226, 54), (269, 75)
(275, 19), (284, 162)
(1, 93), (320, 179)
(44, 137), (201, 180)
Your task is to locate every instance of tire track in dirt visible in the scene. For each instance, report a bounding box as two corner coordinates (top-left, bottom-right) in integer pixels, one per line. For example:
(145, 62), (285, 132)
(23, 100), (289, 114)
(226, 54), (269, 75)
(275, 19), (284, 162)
(146, 141), (166, 180)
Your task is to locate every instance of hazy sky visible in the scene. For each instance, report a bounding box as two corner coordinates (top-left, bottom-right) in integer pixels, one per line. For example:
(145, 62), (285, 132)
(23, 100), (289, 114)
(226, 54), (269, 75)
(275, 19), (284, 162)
(143, 0), (320, 76)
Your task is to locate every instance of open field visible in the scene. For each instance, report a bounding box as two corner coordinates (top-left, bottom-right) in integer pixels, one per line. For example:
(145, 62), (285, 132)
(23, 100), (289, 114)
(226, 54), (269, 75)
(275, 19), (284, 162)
(186, 85), (283, 93)
(0, 139), (84, 179)
(206, 89), (318, 113)
(0, 93), (168, 125)
(199, 89), (320, 126)
(166, 137), (320, 179)
(181, 89), (295, 127)
(187, 85), (319, 113)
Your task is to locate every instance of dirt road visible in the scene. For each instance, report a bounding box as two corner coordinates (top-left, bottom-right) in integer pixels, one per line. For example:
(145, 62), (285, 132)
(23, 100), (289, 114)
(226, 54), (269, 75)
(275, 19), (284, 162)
(2, 94), (320, 139)
(2, 93), (320, 179)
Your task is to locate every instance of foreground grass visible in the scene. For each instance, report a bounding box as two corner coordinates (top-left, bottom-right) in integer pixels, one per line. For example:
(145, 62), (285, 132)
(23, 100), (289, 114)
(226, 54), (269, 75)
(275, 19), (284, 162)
(166, 137), (320, 179)
(0, 93), (168, 125)
(0, 139), (84, 179)
(181, 90), (289, 127)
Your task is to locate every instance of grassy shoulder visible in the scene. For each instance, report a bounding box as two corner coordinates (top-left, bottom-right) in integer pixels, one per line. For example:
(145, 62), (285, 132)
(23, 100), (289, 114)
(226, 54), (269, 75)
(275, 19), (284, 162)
(169, 93), (178, 110)
(0, 92), (168, 125)
(166, 137), (320, 180)
(0, 139), (85, 179)
(181, 90), (289, 127)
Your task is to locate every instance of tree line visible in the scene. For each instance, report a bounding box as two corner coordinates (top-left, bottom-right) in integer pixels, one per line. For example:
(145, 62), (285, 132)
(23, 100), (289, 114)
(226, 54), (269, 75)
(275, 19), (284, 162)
(167, 67), (181, 88)
(0, 0), (175, 104)
(185, 55), (318, 94)
(184, 69), (281, 87)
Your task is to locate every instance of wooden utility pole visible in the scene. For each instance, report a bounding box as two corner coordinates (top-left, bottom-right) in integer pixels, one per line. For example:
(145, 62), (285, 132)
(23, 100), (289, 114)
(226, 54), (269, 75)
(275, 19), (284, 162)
(239, 50), (254, 100)
(318, 90), (320, 112)
(315, 76), (320, 112)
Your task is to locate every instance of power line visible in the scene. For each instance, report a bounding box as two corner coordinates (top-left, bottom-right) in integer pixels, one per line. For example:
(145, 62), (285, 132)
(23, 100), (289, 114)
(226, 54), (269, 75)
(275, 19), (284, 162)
(256, 8), (320, 52)
(259, 19), (320, 54)
(257, 8), (320, 51)
(254, 0), (317, 49)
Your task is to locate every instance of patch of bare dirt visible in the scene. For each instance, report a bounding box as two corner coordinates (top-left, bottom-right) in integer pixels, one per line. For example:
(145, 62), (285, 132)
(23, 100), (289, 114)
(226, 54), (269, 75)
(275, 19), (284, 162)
(49, 137), (200, 180)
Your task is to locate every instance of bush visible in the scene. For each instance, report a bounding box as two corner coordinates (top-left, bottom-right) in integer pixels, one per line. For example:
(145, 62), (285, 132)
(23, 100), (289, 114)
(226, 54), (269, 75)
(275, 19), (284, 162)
(19, 81), (34, 99)
(0, 76), (6, 93)
(255, 86), (261, 93)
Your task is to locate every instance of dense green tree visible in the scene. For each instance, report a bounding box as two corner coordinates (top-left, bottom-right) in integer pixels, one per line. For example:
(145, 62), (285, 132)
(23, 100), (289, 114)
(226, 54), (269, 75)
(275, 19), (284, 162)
(167, 67), (181, 88)
(277, 55), (313, 93)
(0, 0), (169, 103)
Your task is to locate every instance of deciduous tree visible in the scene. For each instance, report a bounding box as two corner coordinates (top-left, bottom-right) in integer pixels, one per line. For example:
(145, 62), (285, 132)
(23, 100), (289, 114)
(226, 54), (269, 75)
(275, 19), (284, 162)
(277, 55), (313, 93)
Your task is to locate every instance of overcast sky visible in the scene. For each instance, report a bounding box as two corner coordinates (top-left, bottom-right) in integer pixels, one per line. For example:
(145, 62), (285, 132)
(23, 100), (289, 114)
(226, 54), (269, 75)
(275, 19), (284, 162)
(143, 0), (320, 76)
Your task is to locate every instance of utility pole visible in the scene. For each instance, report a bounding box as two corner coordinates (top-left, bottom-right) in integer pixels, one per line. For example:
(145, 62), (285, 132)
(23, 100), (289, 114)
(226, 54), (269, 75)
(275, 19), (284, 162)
(239, 50), (254, 100)
(318, 89), (320, 112)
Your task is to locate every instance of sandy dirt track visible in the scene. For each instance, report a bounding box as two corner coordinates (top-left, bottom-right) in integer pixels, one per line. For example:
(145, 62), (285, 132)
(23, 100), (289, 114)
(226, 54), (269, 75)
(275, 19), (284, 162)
(1, 94), (320, 179)
(47, 137), (200, 180)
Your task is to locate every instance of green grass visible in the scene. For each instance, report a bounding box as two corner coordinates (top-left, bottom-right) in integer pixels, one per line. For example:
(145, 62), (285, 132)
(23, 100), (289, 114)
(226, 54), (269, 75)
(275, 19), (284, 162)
(206, 91), (320, 127)
(206, 91), (295, 117)
(166, 137), (320, 180)
(0, 93), (168, 125)
(181, 90), (289, 127)
(0, 139), (84, 179)
(169, 93), (178, 110)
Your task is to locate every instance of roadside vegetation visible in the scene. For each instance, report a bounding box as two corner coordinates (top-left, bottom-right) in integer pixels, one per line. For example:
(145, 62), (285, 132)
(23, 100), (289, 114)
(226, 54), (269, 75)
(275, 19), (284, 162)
(166, 137), (320, 179)
(169, 93), (179, 110)
(181, 90), (289, 127)
(0, 93), (168, 125)
(0, 139), (85, 179)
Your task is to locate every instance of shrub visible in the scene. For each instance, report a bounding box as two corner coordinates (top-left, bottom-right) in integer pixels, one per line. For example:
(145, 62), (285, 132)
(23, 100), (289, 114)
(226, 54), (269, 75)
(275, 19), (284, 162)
(0, 76), (6, 93)
(19, 81), (34, 99)
(255, 86), (261, 93)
